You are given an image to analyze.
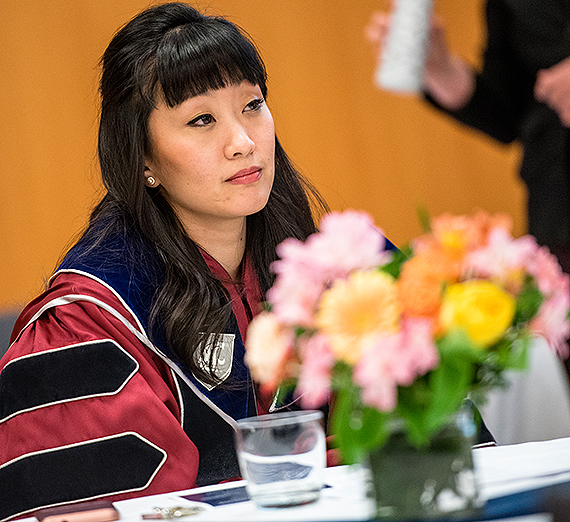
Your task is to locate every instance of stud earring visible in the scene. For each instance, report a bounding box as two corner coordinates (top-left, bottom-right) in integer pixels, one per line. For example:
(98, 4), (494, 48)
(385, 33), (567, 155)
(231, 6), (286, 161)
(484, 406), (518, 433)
(146, 176), (156, 187)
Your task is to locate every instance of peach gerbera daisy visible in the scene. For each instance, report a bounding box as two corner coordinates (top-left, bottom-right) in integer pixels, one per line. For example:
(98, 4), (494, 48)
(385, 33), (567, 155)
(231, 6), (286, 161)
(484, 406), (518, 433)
(316, 270), (400, 365)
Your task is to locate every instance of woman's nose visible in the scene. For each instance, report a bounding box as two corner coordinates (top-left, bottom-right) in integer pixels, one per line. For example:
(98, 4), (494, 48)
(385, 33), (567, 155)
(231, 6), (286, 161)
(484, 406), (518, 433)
(224, 121), (255, 158)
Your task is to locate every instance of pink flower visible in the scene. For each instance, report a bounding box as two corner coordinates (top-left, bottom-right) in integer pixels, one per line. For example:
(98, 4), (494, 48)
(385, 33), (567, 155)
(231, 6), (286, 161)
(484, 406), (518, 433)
(353, 334), (400, 411)
(268, 238), (329, 326)
(268, 210), (392, 327)
(522, 244), (570, 353)
(296, 334), (335, 409)
(267, 271), (324, 327)
(310, 210), (390, 279)
(353, 319), (439, 412)
(466, 228), (538, 285)
(527, 245), (570, 296)
(245, 312), (295, 392)
(397, 318), (440, 383)
(531, 292), (570, 358)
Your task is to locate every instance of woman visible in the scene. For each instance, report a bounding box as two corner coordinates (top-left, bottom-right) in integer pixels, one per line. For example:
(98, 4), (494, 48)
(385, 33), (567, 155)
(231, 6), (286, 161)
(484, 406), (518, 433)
(0, 3), (329, 519)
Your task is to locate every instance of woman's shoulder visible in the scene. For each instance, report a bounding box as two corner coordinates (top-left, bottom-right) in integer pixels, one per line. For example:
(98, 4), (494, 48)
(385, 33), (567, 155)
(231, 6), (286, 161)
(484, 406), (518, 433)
(8, 271), (146, 349)
(60, 218), (160, 275)
(0, 268), (199, 519)
(57, 222), (163, 324)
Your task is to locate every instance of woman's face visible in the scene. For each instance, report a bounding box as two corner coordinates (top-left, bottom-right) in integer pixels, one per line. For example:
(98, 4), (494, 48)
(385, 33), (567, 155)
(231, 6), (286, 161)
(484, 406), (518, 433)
(146, 80), (275, 235)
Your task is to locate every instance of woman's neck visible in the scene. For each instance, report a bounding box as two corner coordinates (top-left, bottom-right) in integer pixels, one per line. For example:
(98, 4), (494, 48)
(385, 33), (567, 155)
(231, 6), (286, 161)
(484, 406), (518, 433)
(184, 218), (246, 281)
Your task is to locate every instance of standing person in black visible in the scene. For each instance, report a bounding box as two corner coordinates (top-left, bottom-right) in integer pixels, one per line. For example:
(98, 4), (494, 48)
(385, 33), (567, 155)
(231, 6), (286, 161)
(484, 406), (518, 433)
(368, 0), (570, 269)
(367, 0), (570, 376)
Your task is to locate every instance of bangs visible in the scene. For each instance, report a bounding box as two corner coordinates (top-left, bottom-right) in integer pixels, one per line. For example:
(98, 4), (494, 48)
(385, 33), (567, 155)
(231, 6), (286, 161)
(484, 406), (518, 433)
(155, 18), (267, 107)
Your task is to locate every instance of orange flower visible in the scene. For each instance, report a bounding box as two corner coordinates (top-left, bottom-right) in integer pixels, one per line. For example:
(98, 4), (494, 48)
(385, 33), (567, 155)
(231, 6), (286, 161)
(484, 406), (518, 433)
(470, 208), (513, 246)
(245, 311), (296, 392)
(413, 216), (471, 280)
(412, 211), (513, 281)
(431, 214), (480, 260)
(397, 254), (446, 320)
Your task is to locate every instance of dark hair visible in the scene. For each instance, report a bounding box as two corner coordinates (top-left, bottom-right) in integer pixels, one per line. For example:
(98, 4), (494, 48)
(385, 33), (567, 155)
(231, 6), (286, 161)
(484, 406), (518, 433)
(88, 2), (327, 385)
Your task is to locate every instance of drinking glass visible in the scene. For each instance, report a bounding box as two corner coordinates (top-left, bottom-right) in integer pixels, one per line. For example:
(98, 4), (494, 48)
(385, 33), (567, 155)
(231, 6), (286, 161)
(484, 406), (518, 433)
(235, 410), (326, 508)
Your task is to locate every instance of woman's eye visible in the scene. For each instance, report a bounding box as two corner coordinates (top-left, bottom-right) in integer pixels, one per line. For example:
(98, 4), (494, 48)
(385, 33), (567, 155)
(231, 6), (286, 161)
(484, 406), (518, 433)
(188, 114), (214, 126)
(244, 98), (265, 112)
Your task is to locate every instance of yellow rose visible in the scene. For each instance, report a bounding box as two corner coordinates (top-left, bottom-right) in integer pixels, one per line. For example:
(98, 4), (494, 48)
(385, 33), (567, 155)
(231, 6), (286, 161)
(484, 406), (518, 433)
(316, 270), (400, 364)
(439, 280), (516, 348)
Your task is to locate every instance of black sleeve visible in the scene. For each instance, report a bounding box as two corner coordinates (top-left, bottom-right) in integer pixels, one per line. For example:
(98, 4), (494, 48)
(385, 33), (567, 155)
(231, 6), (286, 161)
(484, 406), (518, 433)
(425, 0), (528, 144)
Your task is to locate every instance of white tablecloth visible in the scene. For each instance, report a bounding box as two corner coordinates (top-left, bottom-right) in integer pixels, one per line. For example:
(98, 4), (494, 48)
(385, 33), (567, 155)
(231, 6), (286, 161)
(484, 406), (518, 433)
(105, 437), (570, 522)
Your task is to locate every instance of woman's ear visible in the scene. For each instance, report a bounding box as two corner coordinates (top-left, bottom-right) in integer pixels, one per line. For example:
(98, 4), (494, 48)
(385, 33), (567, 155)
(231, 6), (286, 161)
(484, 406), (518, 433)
(144, 166), (160, 188)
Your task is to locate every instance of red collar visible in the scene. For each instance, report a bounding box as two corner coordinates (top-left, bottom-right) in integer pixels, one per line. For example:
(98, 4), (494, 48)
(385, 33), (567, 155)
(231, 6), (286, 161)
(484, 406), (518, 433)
(200, 250), (262, 342)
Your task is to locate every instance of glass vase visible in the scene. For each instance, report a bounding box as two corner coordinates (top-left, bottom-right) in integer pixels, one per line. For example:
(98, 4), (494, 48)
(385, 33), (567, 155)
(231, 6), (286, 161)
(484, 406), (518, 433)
(368, 406), (484, 521)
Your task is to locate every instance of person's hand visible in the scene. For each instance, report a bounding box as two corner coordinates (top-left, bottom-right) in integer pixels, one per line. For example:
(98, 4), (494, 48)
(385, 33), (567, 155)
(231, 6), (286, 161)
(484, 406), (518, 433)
(365, 11), (474, 110)
(535, 56), (570, 127)
(365, 11), (391, 59)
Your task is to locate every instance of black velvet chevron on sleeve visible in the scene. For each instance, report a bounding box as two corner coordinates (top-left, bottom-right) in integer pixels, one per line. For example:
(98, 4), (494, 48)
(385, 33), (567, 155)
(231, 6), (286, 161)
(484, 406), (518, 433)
(0, 340), (137, 422)
(0, 340), (162, 520)
(0, 433), (166, 521)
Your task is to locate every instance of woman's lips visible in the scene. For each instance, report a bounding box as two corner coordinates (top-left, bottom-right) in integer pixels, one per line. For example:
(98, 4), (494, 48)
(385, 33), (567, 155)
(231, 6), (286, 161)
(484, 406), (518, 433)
(226, 167), (262, 185)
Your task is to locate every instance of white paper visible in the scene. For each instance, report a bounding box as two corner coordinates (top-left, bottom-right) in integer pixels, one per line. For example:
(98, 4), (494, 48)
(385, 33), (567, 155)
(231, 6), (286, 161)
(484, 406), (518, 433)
(474, 437), (570, 500)
(376, 0), (433, 93)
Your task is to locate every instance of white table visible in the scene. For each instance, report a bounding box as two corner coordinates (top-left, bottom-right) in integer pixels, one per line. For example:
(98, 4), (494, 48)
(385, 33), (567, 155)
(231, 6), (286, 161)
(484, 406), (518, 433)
(112, 437), (570, 522)
(18, 437), (570, 522)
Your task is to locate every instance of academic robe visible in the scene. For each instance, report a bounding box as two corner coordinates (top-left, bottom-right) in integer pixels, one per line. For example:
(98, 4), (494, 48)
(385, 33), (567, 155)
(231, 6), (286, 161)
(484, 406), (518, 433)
(0, 226), (260, 521)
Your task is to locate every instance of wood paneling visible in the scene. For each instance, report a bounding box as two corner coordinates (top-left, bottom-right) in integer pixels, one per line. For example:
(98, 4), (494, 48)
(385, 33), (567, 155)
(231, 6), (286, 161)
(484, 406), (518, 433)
(0, 0), (524, 310)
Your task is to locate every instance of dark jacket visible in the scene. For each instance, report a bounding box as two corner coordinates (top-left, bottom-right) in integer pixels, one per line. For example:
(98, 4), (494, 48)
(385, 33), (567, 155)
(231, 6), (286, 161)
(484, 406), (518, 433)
(428, 0), (570, 247)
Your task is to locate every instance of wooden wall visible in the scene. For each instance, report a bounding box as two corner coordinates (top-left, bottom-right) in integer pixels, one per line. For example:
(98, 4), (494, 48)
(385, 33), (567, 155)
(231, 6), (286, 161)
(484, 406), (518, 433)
(0, 0), (524, 311)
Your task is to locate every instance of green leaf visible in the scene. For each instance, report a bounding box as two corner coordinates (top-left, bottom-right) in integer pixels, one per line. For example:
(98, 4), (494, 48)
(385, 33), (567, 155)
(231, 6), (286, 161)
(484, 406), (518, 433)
(505, 333), (530, 371)
(437, 329), (484, 368)
(380, 247), (412, 279)
(330, 361), (354, 390)
(330, 386), (363, 464)
(473, 359), (508, 392)
(490, 336), (514, 367)
(330, 379), (390, 464)
(486, 329), (530, 372)
(417, 205), (432, 233)
(272, 380), (297, 407)
(396, 385), (431, 447)
(514, 276), (543, 324)
(424, 335), (476, 437)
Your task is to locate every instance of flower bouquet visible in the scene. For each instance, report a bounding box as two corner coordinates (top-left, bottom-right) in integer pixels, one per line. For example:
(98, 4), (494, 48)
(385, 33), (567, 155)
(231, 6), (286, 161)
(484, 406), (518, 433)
(245, 209), (570, 519)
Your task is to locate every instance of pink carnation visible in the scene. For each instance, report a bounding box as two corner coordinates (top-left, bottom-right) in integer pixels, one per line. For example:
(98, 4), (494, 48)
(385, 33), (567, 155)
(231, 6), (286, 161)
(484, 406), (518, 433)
(531, 291), (570, 358)
(310, 210), (390, 279)
(268, 238), (329, 326)
(523, 244), (570, 354)
(527, 245), (569, 296)
(267, 272), (324, 327)
(466, 228), (538, 283)
(245, 312), (295, 391)
(397, 318), (440, 383)
(296, 334), (335, 409)
(353, 319), (439, 412)
(268, 210), (392, 327)
(353, 334), (400, 411)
